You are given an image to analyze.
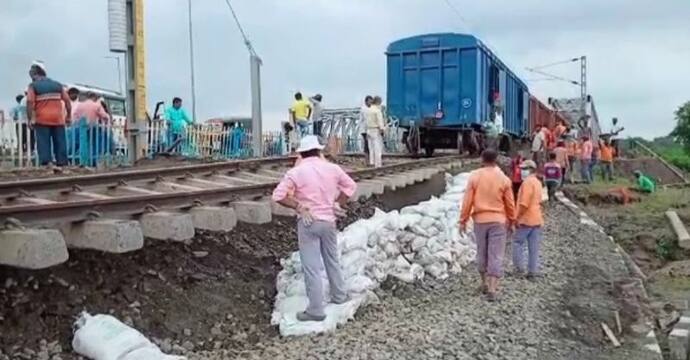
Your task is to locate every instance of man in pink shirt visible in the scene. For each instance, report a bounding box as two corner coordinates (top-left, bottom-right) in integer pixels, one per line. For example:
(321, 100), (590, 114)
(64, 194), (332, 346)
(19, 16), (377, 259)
(579, 135), (593, 183)
(72, 92), (110, 124)
(272, 135), (357, 322)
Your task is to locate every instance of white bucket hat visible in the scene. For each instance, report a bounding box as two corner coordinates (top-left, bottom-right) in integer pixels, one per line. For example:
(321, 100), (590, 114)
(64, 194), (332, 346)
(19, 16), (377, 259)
(296, 135), (324, 153)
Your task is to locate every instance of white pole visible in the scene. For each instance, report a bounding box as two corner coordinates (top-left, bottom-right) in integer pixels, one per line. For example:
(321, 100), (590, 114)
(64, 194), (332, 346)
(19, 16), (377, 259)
(188, 0), (197, 122)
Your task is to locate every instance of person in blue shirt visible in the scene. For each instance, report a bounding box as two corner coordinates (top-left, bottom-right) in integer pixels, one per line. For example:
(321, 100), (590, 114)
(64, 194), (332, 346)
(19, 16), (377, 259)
(164, 97), (193, 151)
(11, 93), (33, 152)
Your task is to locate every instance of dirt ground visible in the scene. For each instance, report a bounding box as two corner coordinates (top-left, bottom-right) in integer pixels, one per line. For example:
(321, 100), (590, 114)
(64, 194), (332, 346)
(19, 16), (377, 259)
(616, 157), (686, 185)
(563, 166), (690, 334)
(0, 196), (386, 359)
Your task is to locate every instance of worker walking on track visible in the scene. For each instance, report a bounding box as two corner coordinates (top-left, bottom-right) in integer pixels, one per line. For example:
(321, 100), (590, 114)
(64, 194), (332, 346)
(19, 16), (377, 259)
(272, 135), (357, 322)
(460, 149), (516, 302)
(512, 160), (544, 280)
(543, 153), (562, 202)
(365, 96), (386, 168)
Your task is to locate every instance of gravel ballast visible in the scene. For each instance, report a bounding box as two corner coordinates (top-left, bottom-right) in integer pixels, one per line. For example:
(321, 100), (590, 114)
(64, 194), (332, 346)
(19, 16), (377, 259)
(190, 202), (656, 360)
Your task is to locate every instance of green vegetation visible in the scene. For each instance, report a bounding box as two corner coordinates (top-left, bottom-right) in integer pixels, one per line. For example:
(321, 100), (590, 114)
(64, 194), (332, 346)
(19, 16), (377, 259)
(671, 101), (690, 152)
(622, 101), (690, 172)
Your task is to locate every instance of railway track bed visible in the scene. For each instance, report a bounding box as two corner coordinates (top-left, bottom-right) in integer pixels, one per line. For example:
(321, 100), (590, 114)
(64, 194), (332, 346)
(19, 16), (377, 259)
(0, 155), (466, 269)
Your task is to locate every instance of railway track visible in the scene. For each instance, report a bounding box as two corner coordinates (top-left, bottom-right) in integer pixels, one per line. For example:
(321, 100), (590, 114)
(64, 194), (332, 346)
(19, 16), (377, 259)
(0, 154), (466, 269)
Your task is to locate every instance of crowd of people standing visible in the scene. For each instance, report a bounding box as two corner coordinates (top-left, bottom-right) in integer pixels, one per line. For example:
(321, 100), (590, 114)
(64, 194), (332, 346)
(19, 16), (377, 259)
(525, 119), (622, 186)
(287, 92), (387, 169)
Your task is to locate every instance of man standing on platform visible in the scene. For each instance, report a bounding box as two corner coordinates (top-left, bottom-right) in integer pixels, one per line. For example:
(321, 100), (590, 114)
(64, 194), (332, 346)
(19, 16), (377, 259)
(460, 149), (516, 302)
(272, 135), (357, 322)
(165, 97), (193, 152)
(26, 61), (71, 167)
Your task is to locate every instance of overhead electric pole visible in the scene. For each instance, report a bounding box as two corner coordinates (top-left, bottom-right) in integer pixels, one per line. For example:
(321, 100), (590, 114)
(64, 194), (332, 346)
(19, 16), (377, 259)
(223, 0), (262, 157)
(188, 0), (197, 122)
(125, 0), (148, 161)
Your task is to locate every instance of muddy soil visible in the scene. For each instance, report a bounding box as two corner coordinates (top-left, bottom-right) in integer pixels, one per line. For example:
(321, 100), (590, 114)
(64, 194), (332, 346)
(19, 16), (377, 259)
(0, 197), (385, 359)
(616, 157), (686, 185)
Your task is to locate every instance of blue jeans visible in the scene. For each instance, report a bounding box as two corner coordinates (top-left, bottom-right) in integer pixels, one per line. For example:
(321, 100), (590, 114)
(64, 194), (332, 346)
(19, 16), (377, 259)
(580, 159), (592, 183)
(296, 119), (310, 138)
(512, 225), (543, 275)
(34, 124), (67, 166)
(589, 157), (598, 181)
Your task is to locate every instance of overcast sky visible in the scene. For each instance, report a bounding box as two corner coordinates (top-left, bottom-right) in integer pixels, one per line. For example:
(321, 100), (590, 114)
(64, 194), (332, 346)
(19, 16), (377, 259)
(1, 0), (688, 138)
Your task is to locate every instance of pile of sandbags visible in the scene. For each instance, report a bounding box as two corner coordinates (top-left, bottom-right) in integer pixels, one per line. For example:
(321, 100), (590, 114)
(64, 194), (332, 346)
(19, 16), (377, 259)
(72, 312), (186, 360)
(272, 172), (475, 336)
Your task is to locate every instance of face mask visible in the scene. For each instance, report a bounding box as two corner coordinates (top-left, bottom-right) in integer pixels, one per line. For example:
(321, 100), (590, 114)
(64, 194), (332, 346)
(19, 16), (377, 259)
(521, 170), (531, 180)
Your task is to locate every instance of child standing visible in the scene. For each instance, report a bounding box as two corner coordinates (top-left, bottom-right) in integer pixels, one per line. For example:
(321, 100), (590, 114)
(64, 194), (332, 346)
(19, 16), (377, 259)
(543, 152), (562, 202)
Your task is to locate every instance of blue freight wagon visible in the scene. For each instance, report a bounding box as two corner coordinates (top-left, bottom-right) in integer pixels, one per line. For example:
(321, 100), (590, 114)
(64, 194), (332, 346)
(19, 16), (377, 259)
(386, 33), (530, 155)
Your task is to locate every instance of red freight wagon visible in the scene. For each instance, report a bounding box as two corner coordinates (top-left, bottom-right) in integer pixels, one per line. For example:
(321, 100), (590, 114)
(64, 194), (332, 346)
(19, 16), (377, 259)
(528, 96), (569, 135)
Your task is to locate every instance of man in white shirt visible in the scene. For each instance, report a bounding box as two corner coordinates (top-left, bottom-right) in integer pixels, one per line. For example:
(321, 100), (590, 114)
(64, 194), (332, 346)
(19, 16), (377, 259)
(365, 96), (386, 168)
(359, 95), (373, 157)
(531, 125), (546, 166)
(309, 94), (324, 140)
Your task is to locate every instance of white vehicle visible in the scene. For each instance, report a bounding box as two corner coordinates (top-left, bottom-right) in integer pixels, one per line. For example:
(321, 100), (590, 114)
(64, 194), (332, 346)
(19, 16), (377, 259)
(64, 83), (127, 153)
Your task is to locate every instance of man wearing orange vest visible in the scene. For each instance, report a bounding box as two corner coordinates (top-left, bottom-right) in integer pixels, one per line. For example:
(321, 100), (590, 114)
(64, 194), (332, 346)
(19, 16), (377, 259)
(460, 149), (516, 302)
(599, 139), (614, 182)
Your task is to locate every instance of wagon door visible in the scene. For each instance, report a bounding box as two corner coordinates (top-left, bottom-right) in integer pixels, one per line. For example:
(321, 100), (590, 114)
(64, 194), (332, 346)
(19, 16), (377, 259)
(419, 50), (442, 124)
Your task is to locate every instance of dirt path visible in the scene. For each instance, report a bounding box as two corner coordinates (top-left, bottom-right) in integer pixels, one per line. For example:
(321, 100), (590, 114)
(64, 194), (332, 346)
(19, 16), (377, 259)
(191, 203), (655, 360)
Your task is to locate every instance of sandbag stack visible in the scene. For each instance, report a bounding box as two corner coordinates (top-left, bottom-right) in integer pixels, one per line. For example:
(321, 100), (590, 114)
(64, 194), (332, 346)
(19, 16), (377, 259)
(272, 172), (475, 336)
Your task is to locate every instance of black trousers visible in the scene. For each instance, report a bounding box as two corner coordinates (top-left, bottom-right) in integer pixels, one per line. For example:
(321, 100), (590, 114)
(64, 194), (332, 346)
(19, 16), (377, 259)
(361, 133), (369, 156)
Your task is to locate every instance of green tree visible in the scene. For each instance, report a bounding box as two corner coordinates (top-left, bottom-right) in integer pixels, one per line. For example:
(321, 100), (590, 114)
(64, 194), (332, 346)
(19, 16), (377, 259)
(671, 101), (690, 152)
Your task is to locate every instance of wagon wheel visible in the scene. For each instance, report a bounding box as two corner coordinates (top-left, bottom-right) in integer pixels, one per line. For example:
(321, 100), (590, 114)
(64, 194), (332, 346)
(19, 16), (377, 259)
(406, 125), (420, 157)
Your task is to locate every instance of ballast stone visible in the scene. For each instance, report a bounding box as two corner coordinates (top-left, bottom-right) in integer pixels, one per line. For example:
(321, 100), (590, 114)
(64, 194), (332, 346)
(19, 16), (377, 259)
(190, 206), (237, 232)
(141, 212), (195, 241)
(64, 219), (144, 253)
(0, 229), (68, 269)
(233, 201), (272, 224)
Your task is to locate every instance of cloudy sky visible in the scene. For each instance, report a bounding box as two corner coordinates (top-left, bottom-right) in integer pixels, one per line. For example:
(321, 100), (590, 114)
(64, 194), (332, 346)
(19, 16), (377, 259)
(1, 0), (689, 138)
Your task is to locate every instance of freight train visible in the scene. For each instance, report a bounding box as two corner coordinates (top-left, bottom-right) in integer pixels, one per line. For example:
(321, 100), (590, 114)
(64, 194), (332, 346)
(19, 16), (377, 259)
(386, 33), (577, 156)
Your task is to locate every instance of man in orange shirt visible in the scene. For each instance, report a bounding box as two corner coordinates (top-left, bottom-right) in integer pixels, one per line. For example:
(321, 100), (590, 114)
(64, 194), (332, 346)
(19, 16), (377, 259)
(26, 62), (71, 167)
(460, 149), (516, 301)
(512, 160), (544, 280)
(599, 139), (614, 182)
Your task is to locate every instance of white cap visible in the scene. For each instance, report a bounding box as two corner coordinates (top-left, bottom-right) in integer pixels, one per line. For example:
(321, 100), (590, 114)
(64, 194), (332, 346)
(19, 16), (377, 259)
(296, 135), (324, 153)
(31, 60), (46, 72)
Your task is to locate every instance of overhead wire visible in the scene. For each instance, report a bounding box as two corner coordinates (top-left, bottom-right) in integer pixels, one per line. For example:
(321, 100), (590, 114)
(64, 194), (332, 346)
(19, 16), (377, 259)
(222, 0), (256, 56)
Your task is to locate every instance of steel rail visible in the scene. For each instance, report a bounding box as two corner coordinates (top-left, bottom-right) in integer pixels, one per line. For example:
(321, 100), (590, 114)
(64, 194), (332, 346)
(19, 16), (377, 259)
(0, 156), (462, 224)
(0, 156), (298, 195)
